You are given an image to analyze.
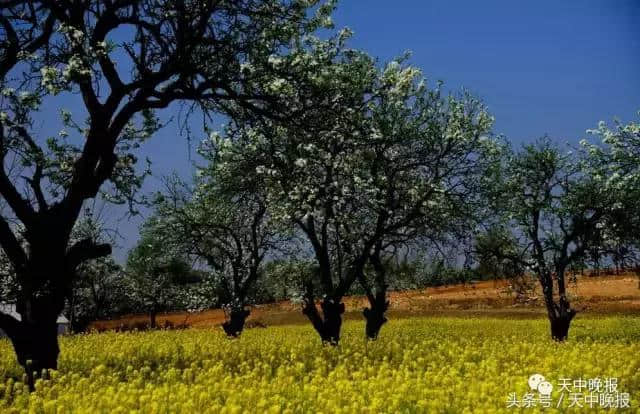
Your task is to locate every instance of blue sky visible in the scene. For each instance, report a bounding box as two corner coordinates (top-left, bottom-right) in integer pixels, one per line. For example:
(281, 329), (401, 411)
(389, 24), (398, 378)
(105, 0), (640, 261)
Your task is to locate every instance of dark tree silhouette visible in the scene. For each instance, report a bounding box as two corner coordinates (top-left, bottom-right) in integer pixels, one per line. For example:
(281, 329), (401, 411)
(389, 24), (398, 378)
(0, 0), (336, 386)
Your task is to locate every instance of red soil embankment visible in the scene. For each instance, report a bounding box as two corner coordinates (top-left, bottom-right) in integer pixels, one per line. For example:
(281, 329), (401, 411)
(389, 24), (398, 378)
(91, 274), (640, 331)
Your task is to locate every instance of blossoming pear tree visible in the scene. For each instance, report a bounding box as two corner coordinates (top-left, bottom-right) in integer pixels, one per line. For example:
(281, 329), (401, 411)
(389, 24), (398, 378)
(491, 135), (639, 341)
(350, 61), (500, 339)
(148, 131), (287, 337)
(206, 34), (374, 344)
(0, 0), (338, 383)
(581, 114), (640, 280)
(222, 44), (500, 342)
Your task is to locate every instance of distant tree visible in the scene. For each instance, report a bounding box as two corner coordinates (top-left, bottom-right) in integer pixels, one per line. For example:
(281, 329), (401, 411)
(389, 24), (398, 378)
(473, 225), (538, 301)
(125, 228), (202, 329)
(0, 0), (338, 381)
(585, 114), (640, 274)
(149, 134), (285, 336)
(65, 214), (126, 333)
(473, 225), (526, 280)
(0, 232), (18, 304)
(258, 259), (317, 302)
(582, 113), (640, 281)
(66, 256), (125, 333)
(492, 137), (638, 341)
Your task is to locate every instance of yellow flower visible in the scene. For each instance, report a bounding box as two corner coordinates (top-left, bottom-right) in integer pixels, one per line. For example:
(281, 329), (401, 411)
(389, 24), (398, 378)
(0, 317), (638, 412)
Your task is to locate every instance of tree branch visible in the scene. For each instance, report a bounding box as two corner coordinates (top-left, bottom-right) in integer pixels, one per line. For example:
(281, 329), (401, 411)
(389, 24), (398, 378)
(0, 215), (27, 271)
(0, 309), (21, 338)
(66, 238), (112, 270)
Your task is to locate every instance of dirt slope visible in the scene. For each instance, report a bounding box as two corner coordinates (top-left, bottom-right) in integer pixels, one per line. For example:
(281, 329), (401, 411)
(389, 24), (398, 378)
(91, 274), (640, 331)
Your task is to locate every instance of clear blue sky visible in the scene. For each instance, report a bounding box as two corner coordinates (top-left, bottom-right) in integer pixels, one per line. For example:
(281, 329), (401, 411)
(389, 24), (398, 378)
(107, 0), (640, 261)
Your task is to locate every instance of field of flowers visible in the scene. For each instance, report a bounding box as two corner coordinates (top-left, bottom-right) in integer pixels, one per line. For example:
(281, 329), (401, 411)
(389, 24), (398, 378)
(1, 317), (639, 413)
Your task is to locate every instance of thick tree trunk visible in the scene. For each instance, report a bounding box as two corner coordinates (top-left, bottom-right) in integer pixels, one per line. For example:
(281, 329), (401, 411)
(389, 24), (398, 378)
(549, 313), (573, 341)
(363, 296), (389, 340)
(542, 290), (576, 341)
(0, 237), (80, 390)
(302, 298), (345, 344)
(11, 321), (59, 390)
(222, 308), (250, 337)
(1, 305), (61, 391)
(319, 300), (344, 343)
(535, 262), (577, 342)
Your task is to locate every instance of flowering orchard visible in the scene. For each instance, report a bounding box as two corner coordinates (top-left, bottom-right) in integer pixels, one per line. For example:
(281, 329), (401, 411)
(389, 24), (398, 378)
(0, 0), (340, 382)
(210, 49), (502, 343)
(1, 0), (639, 395)
(1, 317), (639, 413)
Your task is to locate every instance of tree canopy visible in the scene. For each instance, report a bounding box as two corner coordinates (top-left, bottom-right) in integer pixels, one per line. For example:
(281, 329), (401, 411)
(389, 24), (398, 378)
(0, 0), (341, 383)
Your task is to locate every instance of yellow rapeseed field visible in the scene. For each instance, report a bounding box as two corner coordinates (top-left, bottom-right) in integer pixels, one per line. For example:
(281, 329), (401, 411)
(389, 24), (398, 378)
(1, 317), (639, 413)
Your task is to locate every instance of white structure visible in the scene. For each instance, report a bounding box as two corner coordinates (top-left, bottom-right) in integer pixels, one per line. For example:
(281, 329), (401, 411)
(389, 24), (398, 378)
(0, 304), (70, 338)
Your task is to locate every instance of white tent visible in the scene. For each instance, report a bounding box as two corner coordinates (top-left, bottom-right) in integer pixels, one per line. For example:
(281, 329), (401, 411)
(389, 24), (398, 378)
(0, 304), (70, 338)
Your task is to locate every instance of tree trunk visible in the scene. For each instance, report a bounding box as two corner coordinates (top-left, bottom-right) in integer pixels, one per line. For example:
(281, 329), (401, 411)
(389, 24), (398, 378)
(549, 313), (573, 341)
(0, 305), (61, 391)
(542, 292), (576, 342)
(149, 311), (157, 329)
(364, 250), (390, 340)
(320, 300), (344, 344)
(70, 318), (91, 334)
(302, 298), (345, 344)
(0, 233), (79, 390)
(12, 321), (59, 390)
(363, 296), (389, 340)
(222, 308), (250, 337)
(536, 267), (576, 342)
